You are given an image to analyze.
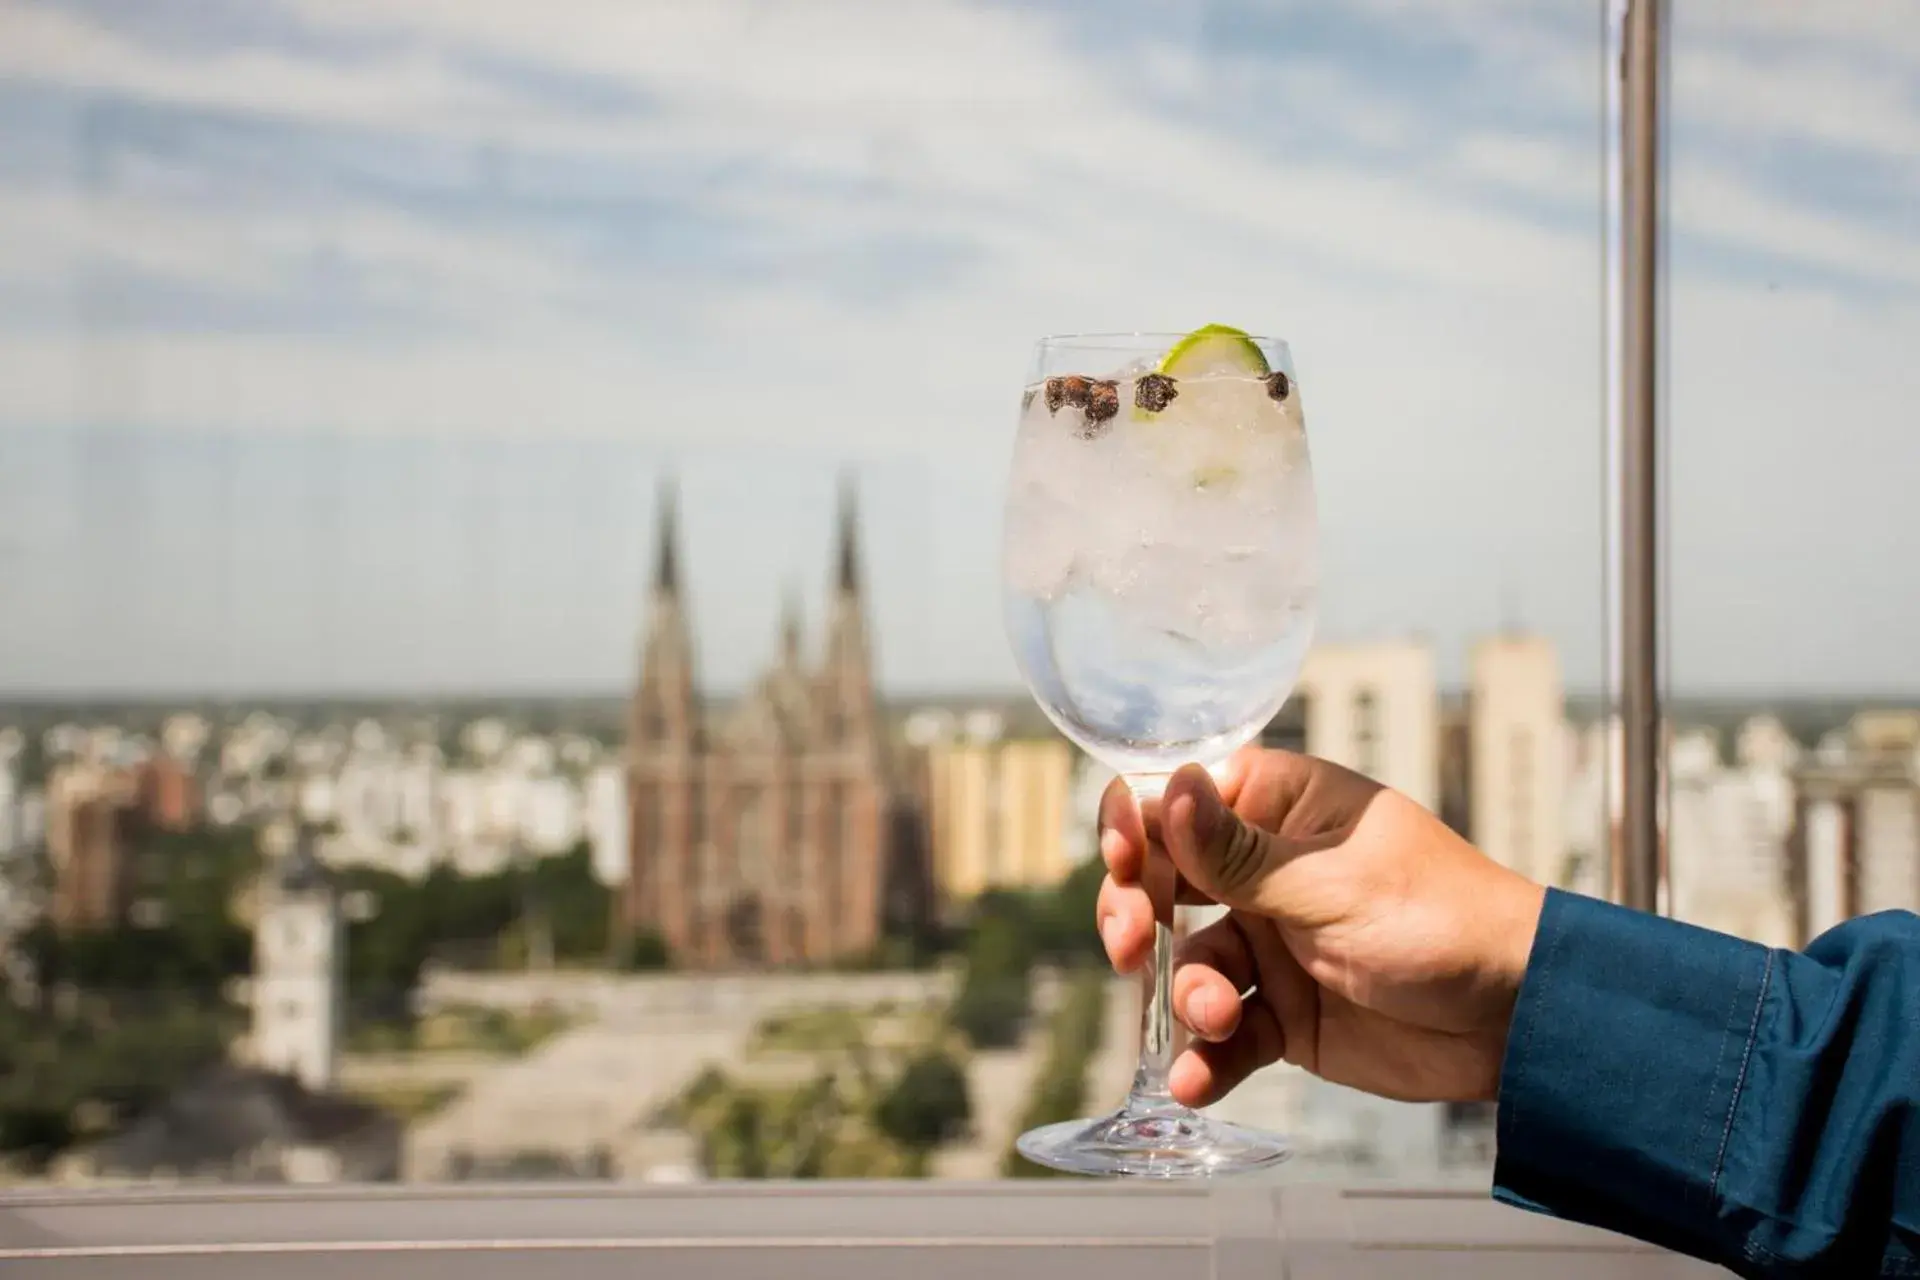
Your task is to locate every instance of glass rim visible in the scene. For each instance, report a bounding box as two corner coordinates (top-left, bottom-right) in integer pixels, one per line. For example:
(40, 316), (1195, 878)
(1037, 331), (1291, 349)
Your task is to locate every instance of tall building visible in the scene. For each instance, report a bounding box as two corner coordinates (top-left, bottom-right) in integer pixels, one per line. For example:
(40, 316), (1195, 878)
(1667, 724), (1796, 948)
(1792, 711), (1920, 944)
(1294, 639), (1440, 813)
(624, 477), (913, 969)
(252, 822), (343, 1093)
(1561, 716), (1623, 899)
(1468, 634), (1565, 886)
(922, 736), (1074, 905)
(130, 755), (201, 831)
(44, 764), (137, 931)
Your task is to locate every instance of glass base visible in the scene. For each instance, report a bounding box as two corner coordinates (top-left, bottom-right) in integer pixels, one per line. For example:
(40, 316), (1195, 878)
(1015, 1093), (1292, 1179)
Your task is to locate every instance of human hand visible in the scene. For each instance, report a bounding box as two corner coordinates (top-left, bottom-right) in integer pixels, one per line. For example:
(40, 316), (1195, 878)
(1096, 749), (1546, 1107)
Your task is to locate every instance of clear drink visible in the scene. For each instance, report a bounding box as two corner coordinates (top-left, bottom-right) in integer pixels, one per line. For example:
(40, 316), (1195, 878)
(1004, 362), (1318, 783)
(1000, 329), (1316, 1178)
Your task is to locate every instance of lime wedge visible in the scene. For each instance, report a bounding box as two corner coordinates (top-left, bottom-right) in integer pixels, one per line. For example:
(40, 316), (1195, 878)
(1158, 324), (1270, 377)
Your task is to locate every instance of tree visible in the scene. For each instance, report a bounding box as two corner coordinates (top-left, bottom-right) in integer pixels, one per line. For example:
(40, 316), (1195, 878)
(615, 929), (671, 971)
(528, 843), (612, 960)
(1034, 857), (1106, 963)
(702, 1093), (769, 1179)
(339, 866), (435, 1024)
(1001, 970), (1108, 1177)
(949, 913), (1033, 1050)
(875, 1049), (972, 1153)
(0, 993), (233, 1169)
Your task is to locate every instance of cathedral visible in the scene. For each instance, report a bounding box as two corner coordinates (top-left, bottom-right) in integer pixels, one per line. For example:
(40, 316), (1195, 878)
(622, 476), (925, 970)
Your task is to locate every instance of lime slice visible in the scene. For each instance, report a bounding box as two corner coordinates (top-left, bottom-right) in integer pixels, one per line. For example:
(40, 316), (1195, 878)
(1139, 326), (1282, 492)
(1158, 324), (1270, 377)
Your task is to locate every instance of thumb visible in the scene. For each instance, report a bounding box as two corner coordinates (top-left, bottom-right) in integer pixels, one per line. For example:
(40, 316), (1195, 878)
(1160, 762), (1295, 915)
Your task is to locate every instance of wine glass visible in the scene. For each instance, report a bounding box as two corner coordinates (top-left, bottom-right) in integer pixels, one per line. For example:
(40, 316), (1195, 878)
(1001, 329), (1317, 1177)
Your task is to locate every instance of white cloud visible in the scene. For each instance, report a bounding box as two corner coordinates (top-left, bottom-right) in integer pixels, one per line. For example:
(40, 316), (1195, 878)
(1672, 42), (1920, 164)
(0, 3), (530, 134)
(1451, 133), (1597, 206)
(1674, 165), (1920, 287)
(0, 0), (1915, 693)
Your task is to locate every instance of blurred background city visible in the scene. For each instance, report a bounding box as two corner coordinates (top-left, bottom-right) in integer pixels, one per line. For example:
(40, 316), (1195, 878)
(0, 0), (1915, 1198)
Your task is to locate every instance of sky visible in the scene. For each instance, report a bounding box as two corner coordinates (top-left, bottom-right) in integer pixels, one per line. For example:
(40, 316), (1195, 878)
(0, 0), (1915, 697)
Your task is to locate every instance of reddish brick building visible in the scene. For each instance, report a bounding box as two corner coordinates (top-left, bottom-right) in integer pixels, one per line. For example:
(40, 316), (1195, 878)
(132, 755), (201, 831)
(46, 766), (139, 930)
(622, 478), (911, 969)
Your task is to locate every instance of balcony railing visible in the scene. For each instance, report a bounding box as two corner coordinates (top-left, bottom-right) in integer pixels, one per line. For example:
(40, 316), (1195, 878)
(0, 1183), (1720, 1279)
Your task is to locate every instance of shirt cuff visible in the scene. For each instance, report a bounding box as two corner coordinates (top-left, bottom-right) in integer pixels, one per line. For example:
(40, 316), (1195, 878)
(1493, 887), (1773, 1262)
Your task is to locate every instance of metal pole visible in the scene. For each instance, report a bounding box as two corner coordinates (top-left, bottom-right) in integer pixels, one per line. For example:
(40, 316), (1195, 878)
(1616, 0), (1664, 914)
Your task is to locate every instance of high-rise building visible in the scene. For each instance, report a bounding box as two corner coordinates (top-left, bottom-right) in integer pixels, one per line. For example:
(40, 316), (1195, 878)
(624, 476), (919, 969)
(1667, 724), (1796, 948)
(252, 823), (343, 1093)
(1792, 711), (1920, 944)
(922, 736), (1074, 905)
(1295, 639), (1440, 813)
(1467, 634), (1565, 886)
(130, 755), (200, 831)
(44, 764), (137, 931)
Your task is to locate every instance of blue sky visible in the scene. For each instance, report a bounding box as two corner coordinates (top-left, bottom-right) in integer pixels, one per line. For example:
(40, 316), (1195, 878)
(0, 0), (1915, 696)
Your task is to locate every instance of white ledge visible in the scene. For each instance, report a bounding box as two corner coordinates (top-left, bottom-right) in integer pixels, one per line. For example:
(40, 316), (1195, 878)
(0, 1182), (1721, 1279)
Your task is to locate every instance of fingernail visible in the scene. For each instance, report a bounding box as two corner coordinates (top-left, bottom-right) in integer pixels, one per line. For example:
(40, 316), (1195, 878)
(1191, 989), (1217, 1032)
(1099, 828), (1127, 867)
(1100, 916), (1123, 955)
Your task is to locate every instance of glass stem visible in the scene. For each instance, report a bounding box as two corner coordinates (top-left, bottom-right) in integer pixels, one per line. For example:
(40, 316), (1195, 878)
(1124, 773), (1178, 1108)
(1132, 919), (1176, 1102)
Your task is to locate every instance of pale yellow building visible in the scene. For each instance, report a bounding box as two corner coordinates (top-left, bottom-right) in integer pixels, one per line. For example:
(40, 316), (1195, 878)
(924, 737), (1075, 904)
(1469, 634), (1566, 886)
(1296, 639), (1440, 814)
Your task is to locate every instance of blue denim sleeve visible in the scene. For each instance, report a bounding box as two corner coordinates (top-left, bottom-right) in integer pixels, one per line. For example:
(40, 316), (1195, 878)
(1493, 888), (1920, 1279)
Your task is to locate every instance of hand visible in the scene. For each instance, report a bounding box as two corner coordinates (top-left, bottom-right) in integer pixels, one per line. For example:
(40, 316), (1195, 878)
(1096, 748), (1546, 1107)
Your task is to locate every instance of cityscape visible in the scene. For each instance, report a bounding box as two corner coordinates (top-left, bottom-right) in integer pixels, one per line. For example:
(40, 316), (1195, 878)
(3, 480), (1916, 1190)
(0, 1), (1911, 1275)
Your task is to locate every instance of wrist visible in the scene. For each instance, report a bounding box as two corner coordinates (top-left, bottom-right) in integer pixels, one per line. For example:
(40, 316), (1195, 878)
(1492, 873), (1548, 1009)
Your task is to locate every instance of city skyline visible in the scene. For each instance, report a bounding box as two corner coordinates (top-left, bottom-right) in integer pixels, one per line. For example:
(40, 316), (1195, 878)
(1, 2), (1916, 696)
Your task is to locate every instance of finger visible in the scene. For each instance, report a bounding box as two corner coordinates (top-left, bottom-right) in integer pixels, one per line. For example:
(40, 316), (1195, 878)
(1161, 763), (1302, 916)
(1141, 833), (1179, 929)
(1167, 1001), (1286, 1109)
(1172, 962), (1242, 1042)
(1097, 777), (1148, 884)
(1234, 907), (1321, 1075)
(1226, 746), (1338, 837)
(1167, 936), (1259, 1043)
(1096, 875), (1155, 975)
(1173, 917), (1257, 1042)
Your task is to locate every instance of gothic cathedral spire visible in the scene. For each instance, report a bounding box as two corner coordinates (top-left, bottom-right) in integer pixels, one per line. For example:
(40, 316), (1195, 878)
(820, 468), (875, 746)
(836, 469), (861, 596)
(653, 475), (680, 596)
(634, 477), (696, 749)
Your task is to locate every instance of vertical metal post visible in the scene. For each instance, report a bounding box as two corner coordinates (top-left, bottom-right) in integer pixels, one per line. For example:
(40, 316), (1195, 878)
(1613, 0), (1665, 914)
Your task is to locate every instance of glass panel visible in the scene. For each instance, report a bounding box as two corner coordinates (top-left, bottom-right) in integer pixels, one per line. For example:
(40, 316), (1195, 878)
(1662, 2), (1920, 947)
(0, 2), (1602, 1191)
